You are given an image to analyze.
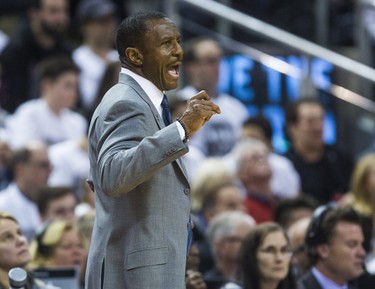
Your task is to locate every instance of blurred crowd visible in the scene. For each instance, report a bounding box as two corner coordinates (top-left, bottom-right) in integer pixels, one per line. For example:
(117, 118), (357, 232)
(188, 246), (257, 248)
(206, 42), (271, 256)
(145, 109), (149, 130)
(0, 0), (374, 289)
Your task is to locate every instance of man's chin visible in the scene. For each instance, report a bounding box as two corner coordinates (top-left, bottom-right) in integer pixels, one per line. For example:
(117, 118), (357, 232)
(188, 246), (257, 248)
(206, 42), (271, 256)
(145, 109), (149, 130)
(41, 23), (66, 38)
(164, 82), (178, 91)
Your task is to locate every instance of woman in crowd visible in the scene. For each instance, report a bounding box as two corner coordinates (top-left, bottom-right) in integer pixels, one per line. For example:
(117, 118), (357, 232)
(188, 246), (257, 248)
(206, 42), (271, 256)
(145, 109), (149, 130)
(0, 212), (43, 289)
(222, 222), (296, 289)
(28, 220), (85, 276)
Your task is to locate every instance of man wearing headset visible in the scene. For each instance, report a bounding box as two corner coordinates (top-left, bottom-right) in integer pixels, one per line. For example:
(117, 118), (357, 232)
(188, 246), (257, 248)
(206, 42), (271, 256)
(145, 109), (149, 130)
(298, 205), (367, 289)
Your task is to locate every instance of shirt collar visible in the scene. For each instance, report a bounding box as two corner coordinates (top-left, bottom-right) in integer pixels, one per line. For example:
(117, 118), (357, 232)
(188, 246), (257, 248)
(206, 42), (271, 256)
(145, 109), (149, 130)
(312, 267), (348, 289)
(121, 67), (164, 114)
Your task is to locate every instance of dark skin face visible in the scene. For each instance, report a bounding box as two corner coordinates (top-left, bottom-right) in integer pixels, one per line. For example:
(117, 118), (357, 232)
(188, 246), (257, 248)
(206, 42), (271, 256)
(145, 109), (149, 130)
(125, 18), (183, 91)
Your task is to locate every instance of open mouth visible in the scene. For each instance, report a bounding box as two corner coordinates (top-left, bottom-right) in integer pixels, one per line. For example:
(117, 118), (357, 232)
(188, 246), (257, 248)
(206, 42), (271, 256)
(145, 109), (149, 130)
(168, 65), (180, 79)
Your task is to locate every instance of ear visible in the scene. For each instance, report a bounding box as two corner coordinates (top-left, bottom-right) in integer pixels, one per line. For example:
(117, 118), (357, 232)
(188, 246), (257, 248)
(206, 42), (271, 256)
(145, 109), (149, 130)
(125, 47), (143, 66)
(316, 244), (330, 259)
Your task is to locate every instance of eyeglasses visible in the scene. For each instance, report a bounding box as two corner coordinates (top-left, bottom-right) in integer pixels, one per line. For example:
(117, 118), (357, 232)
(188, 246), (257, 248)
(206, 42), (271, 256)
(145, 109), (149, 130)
(258, 246), (293, 257)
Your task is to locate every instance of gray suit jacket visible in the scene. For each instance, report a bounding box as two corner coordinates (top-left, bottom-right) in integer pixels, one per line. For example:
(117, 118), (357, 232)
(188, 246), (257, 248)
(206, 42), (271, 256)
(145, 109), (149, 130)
(85, 73), (190, 289)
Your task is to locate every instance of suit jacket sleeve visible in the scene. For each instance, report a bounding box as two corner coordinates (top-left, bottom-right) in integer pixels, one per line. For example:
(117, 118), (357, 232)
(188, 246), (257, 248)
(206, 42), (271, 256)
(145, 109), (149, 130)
(88, 83), (189, 197)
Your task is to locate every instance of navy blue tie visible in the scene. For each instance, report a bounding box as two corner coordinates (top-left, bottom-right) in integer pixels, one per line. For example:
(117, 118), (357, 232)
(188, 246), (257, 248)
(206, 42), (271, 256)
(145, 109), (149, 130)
(161, 94), (172, 126)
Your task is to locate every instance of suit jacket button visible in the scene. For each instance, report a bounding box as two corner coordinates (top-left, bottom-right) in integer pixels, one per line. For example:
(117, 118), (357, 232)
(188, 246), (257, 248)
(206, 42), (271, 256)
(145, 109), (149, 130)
(184, 188), (190, 195)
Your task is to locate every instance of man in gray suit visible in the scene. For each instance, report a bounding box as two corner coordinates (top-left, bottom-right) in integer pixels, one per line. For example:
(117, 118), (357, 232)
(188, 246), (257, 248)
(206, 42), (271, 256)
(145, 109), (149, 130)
(84, 11), (221, 289)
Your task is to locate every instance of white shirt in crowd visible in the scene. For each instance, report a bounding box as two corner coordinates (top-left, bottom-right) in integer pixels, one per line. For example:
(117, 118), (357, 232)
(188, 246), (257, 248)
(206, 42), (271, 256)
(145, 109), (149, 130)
(72, 45), (118, 109)
(0, 182), (42, 241)
(6, 98), (87, 149)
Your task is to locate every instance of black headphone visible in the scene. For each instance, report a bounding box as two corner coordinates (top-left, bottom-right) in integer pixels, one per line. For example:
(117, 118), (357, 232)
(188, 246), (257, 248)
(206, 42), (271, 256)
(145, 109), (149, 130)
(305, 202), (336, 247)
(35, 221), (54, 256)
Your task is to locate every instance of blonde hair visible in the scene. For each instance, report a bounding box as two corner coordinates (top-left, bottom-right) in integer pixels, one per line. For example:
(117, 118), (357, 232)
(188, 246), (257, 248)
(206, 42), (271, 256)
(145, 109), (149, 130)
(28, 220), (77, 269)
(0, 212), (18, 224)
(350, 153), (375, 216)
(190, 158), (235, 211)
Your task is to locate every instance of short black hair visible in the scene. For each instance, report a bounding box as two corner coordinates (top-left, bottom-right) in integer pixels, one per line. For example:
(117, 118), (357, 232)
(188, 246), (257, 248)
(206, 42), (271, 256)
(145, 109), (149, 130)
(37, 186), (77, 215)
(243, 115), (273, 142)
(274, 195), (318, 228)
(285, 97), (323, 126)
(306, 206), (363, 265)
(37, 55), (80, 81)
(116, 11), (166, 64)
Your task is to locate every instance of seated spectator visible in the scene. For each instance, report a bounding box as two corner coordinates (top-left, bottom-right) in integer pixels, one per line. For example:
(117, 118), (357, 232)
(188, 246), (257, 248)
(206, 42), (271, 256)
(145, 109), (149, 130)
(273, 195), (318, 230)
(284, 97), (354, 204)
(0, 0), (72, 113)
(190, 158), (238, 217)
(37, 186), (78, 223)
(6, 56), (87, 149)
(205, 211), (256, 289)
(242, 115), (301, 199)
(0, 212), (45, 289)
(228, 138), (278, 223)
(72, 0), (119, 115)
(222, 222), (296, 289)
(299, 205), (373, 289)
(287, 217), (312, 279)
(0, 141), (51, 241)
(28, 220), (85, 275)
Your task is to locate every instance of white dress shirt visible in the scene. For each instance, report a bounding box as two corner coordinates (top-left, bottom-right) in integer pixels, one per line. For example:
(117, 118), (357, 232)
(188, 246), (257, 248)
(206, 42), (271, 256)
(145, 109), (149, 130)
(0, 182), (42, 241)
(312, 267), (348, 289)
(121, 68), (184, 138)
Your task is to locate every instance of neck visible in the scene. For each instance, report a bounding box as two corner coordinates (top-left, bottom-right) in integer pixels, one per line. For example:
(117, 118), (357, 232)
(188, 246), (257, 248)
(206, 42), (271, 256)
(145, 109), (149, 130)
(17, 181), (38, 202)
(293, 140), (323, 163)
(0, 269), (9, 289)
(260, 280), (280, 289)
(315, 263), (347, 286)
(245, 179), (273, 201)
(216, 260), (237, 280)
(44, 96), (62, 115)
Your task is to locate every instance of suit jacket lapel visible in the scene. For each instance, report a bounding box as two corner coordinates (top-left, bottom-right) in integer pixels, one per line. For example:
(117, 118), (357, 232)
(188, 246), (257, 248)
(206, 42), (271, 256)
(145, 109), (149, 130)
(118, 73), (189, 182)
(119, 73), (165, 130)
